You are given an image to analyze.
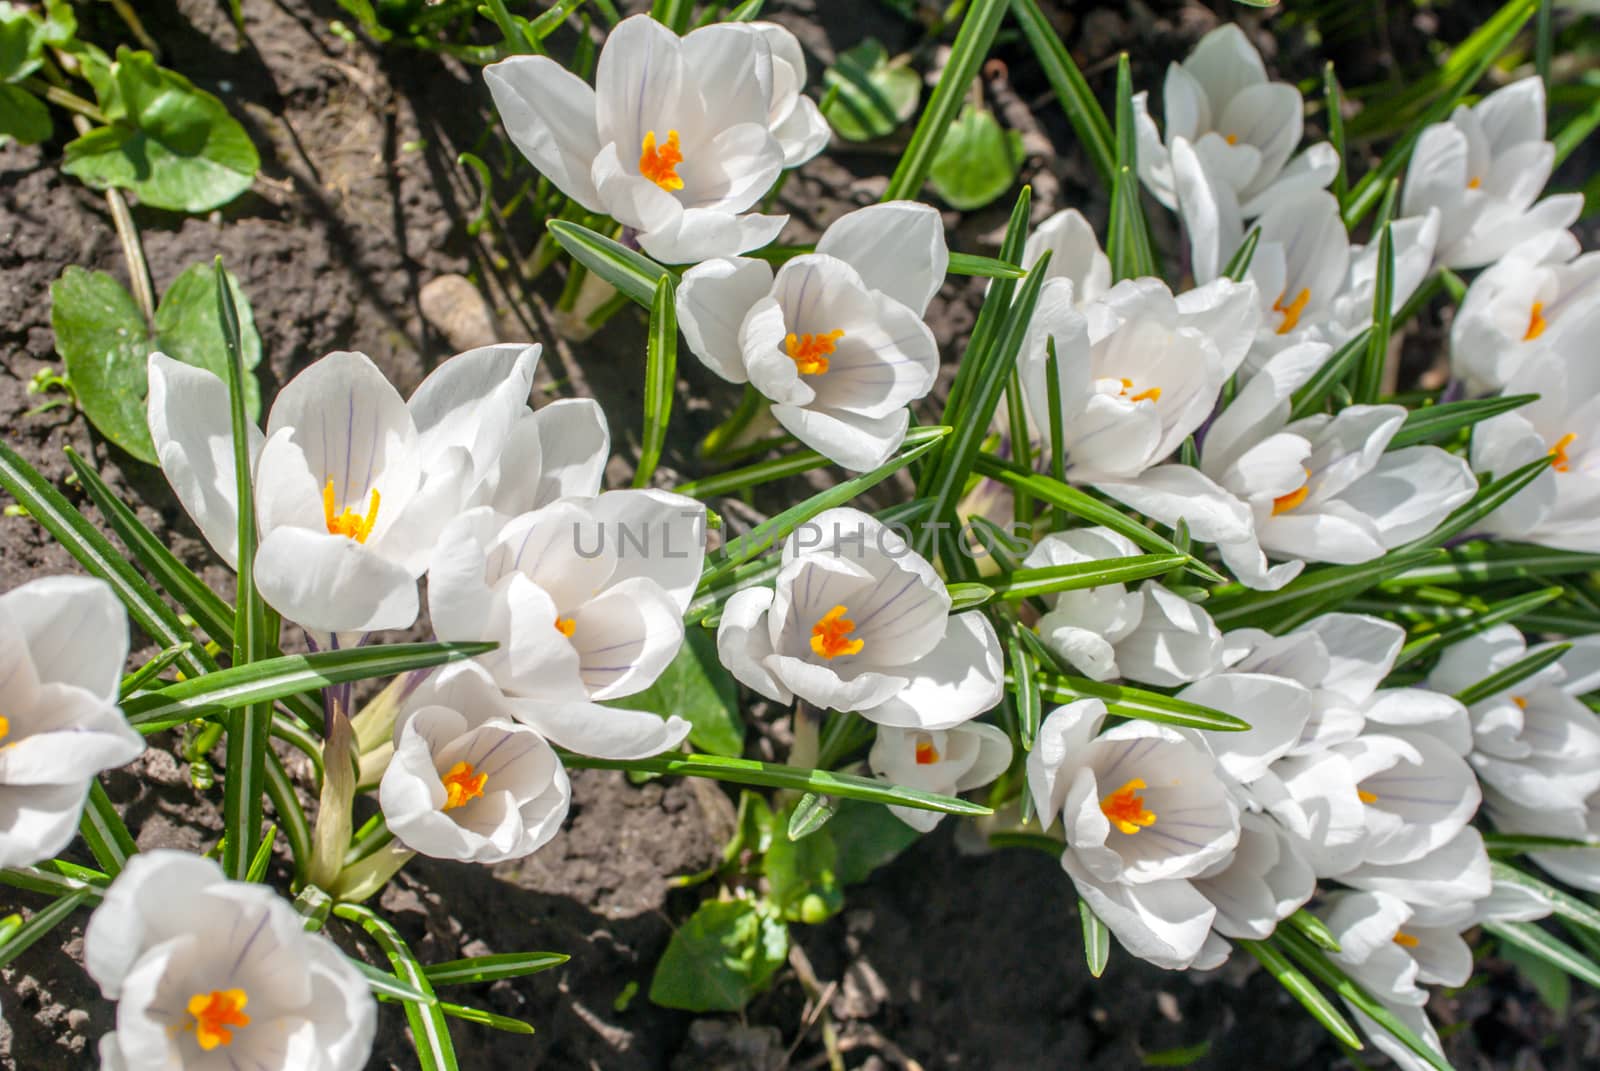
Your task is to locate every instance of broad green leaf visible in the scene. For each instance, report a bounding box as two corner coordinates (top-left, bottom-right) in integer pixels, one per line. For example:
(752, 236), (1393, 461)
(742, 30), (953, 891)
(0, 84), (49, 145)
(881, 0), (1008, 202)
(63, 48), (260, 212)
(561, 751), (992, 816)
(623, 629), (745, 757)
(0, 2), (44, 83)
(828, 798), (920, 885)
(929, 103), (1024, 211)
(51, 262), (261, 464)
(765, 809), (842, 921)
(821, 38), (919, 142)
(650, 897), (788, 1011)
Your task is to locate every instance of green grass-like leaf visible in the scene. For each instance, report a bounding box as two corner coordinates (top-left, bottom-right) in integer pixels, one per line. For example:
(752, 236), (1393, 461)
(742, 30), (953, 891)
(547, 220), (675, 308)
(633, 273), (677, 488)
(1011, 0), (1115, 184)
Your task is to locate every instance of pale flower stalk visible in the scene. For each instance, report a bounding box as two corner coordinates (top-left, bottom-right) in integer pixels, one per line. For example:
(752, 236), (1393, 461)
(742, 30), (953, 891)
(84, 851), (376, 1071)
(717, 508), (1004, 730)
(486, 15), (826, 263)
(676, 202), (946, 470)
(0, 576), (144, 869)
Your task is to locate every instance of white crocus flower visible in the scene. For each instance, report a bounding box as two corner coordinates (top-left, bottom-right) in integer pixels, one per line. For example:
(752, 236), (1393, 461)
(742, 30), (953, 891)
(1134, 24), (1337, 219)
(148, 344), (541, 637)
(1021, 528), (1222, 685)
(717, 508), (1004, 730)
(380, 661), (570, 864)
(0, 577), (144, 869)
(1139, 342), (1476, 590)
(428, 490), (704, 759)
(485, 16), (820, 263)
(1471, 308), (1600, 551)
(867, 722), (1012, 832)
(1019, 276), (1257, 489)
(1486, 788), (1600, 892)
(1428, 627), (1600, 810)
(1022, 208), (1112, 308)
(1192, 811), (1315, 945)
(1450, 230), (1600, 394)
(1341, 825), (1493, 909)
(1177, 672), (1314, 786)
(1029, 700), (1241, 970)
(473, 397), (611, 516)
(1400, 76), (1582, 269)
(84, 851), (375, 1071)
(676, 202), (945, 470)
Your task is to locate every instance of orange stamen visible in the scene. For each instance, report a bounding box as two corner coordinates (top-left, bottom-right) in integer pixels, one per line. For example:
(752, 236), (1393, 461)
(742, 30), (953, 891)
(186, 989), (250, 1051)
(914, 736), (940, 765)
(1358, 789), (1379, 804)
(1226, 133), (1239, 145)
(0, 715), (8, 741)
(1100, 778), (1157, 835)
(323, 479), (380, 543)
(1551, 432), (1577, 473)
(1468, 176), (1483, 190)
(639, 130), (684, 191)
(1273, 287), (1312, 335)
(1524, 301), (1547, 341)
(1513, 696), (1528, 710)
(810, 604), (864, 660)
(785, 330), (844, 375)
(441, 761), (487, 810)
(555, 616), (576, 638)
(1393, 931), (1420, 949)
(1272, 468), (1312, 516)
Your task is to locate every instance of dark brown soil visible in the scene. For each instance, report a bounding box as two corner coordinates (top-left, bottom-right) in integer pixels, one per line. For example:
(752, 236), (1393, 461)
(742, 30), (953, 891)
(1, 0), (1595, 1068)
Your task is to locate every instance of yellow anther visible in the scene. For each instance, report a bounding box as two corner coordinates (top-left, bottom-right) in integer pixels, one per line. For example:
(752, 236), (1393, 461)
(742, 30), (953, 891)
(810, 604), (864, 660)
(1358, 789), (1379, 804)
(1468, 176), (1483, 190)
(1273, 287), (1312, 335)
(1226, 133), (1239, 145)
(1524, 301), (1547, 341)
(785, 330), (844, 375)
(555, 616), (576, 638)
(1272, 468), (1312, 516)
(914, 736), (940, 766)
(441, 761), (488, 810)
(1100, 778), (1157, 835)
(186, 989), (250, 1051)
(323, 479), (380, 543)
(1551, 432), (1577, 473)
(1392, 930), (1420, 949)
(0, 715), (8, 741)
(640, 129), (684, 191)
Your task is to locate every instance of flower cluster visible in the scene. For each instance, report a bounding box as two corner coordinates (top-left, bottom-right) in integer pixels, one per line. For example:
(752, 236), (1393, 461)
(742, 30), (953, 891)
(14, 8), (1600, 1069)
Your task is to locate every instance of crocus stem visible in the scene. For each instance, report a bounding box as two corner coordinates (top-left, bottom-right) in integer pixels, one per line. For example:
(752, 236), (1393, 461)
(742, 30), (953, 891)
(331, 840), (416, 903)
(790, 703), (821, 771)
(307, 702), (358, 891)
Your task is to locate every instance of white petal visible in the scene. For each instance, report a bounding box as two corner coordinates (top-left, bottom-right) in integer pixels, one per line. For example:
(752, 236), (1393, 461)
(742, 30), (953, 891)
(676, 257), (775, 382)
(861, 612), (1004, 730)
(1, 575), (128, 701)
(815, 201), (949, 315)
(146, 353), (263, 571)
(771, 403), (909, 472)
(506, 695), (690, 760)
(1065, 860), (1218, 971)
(716, 587), (791, 703)
(254, 527), (419, 633)
(588, 489), (706, 614)
(485, 57), (603, 211)
(408, 343), (540, 484)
